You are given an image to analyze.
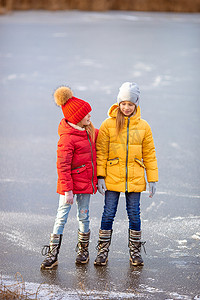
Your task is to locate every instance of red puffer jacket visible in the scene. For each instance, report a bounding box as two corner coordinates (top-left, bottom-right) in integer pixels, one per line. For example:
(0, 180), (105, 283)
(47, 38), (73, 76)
(56, 119), (98, 195)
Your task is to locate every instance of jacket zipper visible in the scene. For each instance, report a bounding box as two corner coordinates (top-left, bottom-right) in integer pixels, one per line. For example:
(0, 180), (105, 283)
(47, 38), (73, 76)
(125, 118), (130, 191)
(134, 158), (146, 169)
(72, 164), (86, 171)
(108, 157), (119, 161)
(86, 131), (95, 193)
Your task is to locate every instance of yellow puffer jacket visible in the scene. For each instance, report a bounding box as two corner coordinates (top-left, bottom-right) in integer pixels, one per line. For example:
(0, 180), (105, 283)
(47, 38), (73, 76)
(96, 104), (158, 193)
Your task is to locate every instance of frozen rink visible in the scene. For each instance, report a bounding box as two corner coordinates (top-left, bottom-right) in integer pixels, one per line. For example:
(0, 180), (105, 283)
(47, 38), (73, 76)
(0, 10), (200, 299)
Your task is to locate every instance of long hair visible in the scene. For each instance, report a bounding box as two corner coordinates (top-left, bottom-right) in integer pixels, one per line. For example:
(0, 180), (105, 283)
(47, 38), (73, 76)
(116, 107), (125, 136)
(116, 105), (137, 135)
(85, 122), (95, 143)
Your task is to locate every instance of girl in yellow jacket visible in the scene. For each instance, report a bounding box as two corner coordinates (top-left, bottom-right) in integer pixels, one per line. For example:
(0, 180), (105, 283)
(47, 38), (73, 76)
(94, 82), (158, 266)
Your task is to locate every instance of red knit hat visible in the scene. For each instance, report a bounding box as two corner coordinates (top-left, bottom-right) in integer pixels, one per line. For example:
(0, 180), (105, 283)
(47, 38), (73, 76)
(54, 86), (92, 124)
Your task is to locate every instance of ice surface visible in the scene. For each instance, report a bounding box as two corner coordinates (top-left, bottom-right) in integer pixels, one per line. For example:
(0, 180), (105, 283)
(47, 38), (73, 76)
(0, 10), (200, 300)
(1, 275), (198, 300)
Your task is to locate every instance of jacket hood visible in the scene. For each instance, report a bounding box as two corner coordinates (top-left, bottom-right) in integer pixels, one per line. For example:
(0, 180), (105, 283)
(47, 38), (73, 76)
(108, 103), (141, 121)
(58, 118), (86, 137)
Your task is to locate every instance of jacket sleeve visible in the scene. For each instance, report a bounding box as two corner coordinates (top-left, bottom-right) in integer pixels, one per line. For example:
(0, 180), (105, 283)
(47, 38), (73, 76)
(142, 122), (158, 183)
(57, 135), (74, 193)
(96, 120), (110, 177)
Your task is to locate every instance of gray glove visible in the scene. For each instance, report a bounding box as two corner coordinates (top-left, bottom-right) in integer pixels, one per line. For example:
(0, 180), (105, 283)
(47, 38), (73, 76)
(149, 182), (156, 198)
(98, 178), (107, 195)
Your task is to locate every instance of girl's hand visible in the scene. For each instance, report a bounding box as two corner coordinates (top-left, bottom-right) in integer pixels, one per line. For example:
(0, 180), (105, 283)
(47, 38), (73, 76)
(149, 182), (156, 198)
(98, 178), (107, 195)
(64, 190), (74, 204)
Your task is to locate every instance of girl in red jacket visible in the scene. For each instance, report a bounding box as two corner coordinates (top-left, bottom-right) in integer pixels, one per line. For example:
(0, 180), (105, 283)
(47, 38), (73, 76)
(41, 87), (98, 269)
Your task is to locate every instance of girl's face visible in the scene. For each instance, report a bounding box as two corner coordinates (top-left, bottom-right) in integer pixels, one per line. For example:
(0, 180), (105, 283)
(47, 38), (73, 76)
(79, 113), (91, 127)
(119, 101), (136, 117)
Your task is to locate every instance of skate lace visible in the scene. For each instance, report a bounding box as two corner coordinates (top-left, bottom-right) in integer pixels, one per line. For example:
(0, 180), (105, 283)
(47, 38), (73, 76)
(41, 245), (57, 258)
(140, 241), (146, 254)
(75, 243), (88, 256)
(130, 241), (146, 256)
(96, 241), (110, 257)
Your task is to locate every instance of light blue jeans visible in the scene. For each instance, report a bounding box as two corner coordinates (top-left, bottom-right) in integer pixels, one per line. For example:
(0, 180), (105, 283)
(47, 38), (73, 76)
(52, 194), (90, 234)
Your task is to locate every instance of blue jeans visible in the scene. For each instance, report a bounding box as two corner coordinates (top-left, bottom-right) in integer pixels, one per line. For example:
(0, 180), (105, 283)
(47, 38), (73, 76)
(52, 194), (90, 234)
(101, 191), (141, 231)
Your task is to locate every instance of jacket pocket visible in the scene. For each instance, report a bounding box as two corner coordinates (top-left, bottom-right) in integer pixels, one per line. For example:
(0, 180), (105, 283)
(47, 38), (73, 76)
(72, 164), (90, 191)
(72, 164), (87, 174)
(107, 158), (119, 166)
(134, 158), (146, 169)
(133, 158), (146, 184)
(106, 158), (121, 183)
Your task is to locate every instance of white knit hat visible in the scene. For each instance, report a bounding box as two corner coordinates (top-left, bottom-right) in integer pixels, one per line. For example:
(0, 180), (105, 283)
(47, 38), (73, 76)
(117, 82), (140, 107)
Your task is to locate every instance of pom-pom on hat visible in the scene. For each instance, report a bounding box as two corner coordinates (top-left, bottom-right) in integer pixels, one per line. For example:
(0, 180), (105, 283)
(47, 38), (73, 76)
(117, 82), (140, 107)
(54, 86), (92, 125)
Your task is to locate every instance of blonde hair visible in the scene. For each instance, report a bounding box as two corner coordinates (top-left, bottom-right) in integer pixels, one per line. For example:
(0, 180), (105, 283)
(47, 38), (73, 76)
(116, 107), (125, 136)
(116, 105), (137, 135)
(85, 122), (95, 143)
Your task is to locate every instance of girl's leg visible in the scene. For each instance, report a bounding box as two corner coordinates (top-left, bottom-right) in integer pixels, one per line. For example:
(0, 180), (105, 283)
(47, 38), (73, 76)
(125, 192), (144, 266)
(125, 192), (141, 231)
(75, 194), (90, 264)
(94, 191), (120, 266)
(52, 194), (72, 235)
(101, 191), (120, 230)
(76, 194), (90, 233)
(41, 194), (71, 269)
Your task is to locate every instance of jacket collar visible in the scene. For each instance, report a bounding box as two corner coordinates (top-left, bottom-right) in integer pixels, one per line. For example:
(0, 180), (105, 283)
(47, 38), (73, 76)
(67, 121), (85, 131)
(108, 103), (141, 122)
